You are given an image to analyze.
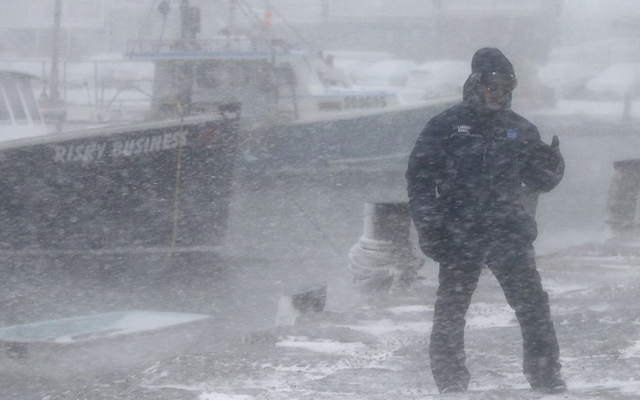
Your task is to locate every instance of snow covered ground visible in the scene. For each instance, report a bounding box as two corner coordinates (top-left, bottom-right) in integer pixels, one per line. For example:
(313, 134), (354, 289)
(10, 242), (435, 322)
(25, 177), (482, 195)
(38, 251), (640, 399)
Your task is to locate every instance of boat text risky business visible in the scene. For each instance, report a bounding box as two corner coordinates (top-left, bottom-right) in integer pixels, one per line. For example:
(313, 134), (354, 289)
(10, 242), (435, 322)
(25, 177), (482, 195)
(52, 131), (187, 163)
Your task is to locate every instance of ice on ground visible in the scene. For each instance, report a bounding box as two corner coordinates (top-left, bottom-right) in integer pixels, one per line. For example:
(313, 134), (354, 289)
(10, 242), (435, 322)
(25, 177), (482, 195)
(621, 340), (640, 358)
(466, 303), (517, 329)
(276, 336), (367, 355)
(337, 319), (431, 337)
(0, 310), (209, 344)
(387, 305), (432, 314)
(199, 394), (255, 400)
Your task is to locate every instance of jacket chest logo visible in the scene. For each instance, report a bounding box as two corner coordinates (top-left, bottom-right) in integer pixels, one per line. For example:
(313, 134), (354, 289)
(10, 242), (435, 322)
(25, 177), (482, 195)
(494, 128), (520, 143)
(451, 125), (482, 138)
(506, 128), (519, 139)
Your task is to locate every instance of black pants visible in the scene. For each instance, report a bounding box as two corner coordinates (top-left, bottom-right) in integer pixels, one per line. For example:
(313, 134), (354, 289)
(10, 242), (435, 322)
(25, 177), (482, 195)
(428, 242), (561, 392)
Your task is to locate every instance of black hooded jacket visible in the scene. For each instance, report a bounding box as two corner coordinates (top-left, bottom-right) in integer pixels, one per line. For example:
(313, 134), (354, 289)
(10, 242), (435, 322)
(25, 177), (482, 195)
(406, 48), (564, 259)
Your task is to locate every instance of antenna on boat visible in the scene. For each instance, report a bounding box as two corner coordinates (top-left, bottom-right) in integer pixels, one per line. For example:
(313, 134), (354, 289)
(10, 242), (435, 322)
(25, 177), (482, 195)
(46, 0), (67, 131)
(231, 0), (278, 64)
(50, 0), (62, 106)
(157, 0), (171, 42)
(265, 0), (275, 64)
(179, 0), (200, 50)
(228, 0), (237, 34)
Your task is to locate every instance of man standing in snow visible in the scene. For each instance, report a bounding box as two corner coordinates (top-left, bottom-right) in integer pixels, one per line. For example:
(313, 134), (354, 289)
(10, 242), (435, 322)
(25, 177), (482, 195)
(406, 47), (566, 394)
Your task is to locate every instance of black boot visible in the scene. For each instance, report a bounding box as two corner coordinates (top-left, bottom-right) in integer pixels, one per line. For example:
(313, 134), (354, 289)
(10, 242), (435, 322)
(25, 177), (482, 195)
(531, 374), (567, 394)
(440, 383), (466, 394)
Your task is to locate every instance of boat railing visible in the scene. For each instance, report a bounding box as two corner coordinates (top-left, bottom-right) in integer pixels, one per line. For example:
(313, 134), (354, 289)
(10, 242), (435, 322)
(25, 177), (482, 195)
(127, 36), (290, 58)
(0, 58), (155, 125)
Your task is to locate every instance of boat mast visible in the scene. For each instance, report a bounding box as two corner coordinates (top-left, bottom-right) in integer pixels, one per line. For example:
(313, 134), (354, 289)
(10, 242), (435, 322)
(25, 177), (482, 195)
(228, 0), (236, 33)
(50, 0), (62, 104)
(179, 0), (199, 50)
(264, 0), (275, 64)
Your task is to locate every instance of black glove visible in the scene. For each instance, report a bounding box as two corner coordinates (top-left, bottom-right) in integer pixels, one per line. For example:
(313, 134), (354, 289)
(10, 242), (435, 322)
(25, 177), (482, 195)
(519, 135), (564, 192)
(521, 135), (560, 164)
(534, 136), (562, 172)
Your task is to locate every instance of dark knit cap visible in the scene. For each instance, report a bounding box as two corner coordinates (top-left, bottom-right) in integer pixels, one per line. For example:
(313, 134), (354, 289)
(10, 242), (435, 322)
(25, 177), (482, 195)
(471, 47), (515, 76)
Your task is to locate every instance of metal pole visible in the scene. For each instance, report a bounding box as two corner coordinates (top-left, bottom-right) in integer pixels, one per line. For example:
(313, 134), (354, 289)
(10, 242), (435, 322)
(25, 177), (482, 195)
(94, 61), (99, 109)
(50, 0), (62, 103)
(265, 0), (275, 65)
(180, 0), (189, 43)
(321, 0), (329, 47)
(228, 0), (236, 32)
(180, 0), (198, 49)
(63, 60), (67, 101)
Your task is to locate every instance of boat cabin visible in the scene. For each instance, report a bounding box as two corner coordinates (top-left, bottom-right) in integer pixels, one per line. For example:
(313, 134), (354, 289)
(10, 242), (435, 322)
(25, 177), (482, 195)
(0, 71), (48, 141)
(127, 37), (399, 123)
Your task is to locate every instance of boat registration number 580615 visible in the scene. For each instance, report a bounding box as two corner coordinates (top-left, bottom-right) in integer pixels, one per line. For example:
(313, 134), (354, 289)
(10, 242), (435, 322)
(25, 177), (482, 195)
(343, 95), (387, 109)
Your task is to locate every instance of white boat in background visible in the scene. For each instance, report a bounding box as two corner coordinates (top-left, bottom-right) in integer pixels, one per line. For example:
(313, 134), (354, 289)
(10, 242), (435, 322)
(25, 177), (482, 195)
(405, 60), (469, 100)
(0, 71), (49, 142)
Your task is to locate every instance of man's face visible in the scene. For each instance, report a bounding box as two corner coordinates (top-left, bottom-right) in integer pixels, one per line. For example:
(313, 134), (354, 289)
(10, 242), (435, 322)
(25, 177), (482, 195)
(482, 73), (517, 111)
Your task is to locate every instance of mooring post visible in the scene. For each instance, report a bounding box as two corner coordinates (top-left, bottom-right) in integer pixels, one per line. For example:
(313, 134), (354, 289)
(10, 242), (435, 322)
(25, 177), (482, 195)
(605, 159), (640, 252)
(348, 201), (424, 296)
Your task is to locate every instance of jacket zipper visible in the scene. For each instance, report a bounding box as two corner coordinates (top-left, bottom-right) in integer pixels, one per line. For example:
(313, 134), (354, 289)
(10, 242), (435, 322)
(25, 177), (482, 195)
(452, 157), (461, 182)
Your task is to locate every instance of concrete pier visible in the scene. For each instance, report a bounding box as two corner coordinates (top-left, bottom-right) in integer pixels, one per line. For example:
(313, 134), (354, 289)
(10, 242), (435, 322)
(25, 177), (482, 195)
(348, 201), (424, 295)
(605, 159), (640, 252)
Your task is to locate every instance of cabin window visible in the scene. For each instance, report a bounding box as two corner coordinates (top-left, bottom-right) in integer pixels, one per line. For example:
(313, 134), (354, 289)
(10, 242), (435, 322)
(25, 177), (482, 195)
(2, 79), (27, 122)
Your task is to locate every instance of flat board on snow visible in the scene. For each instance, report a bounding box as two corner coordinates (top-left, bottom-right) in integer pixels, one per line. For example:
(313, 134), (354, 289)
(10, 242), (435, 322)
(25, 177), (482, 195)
(0, 310), (209, 345)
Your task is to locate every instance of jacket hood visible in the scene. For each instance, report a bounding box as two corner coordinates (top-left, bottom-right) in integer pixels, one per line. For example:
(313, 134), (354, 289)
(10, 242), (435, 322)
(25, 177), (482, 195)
(463, 47), (515, 110)
(471, 47), (514, 76)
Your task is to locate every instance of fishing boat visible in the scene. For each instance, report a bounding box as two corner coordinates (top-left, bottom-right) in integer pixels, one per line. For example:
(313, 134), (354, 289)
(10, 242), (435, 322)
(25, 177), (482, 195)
(126, 0), (454, 170)
(0, 70), (240, 252)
